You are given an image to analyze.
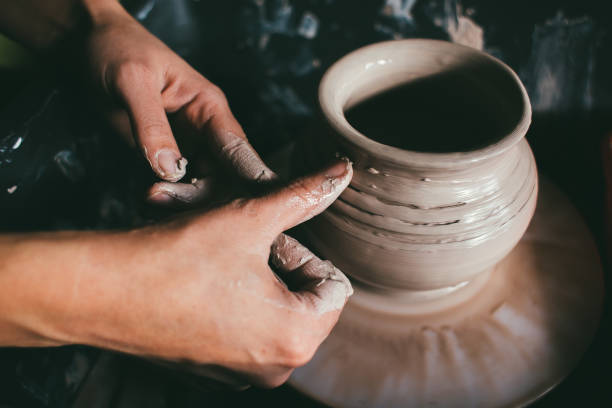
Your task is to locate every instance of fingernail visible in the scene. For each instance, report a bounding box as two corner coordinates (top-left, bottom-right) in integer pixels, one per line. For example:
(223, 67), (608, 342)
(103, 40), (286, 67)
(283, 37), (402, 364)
(155, 149), (188, 182)
(325, 158), (351, 178)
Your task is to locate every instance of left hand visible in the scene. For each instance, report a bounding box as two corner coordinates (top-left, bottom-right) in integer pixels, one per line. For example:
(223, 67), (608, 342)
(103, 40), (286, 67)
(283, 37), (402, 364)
(81, 2), (275, 199)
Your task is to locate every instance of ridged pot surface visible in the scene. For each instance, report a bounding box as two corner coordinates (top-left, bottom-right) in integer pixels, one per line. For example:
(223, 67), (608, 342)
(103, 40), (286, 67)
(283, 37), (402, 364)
(304, 39), (536, 292)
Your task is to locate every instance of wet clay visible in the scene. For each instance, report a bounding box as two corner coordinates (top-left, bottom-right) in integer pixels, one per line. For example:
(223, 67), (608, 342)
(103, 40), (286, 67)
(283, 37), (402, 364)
(290, 40), (604, 408)
(306, 39), (534, 291)
(292, 179), (603, 407)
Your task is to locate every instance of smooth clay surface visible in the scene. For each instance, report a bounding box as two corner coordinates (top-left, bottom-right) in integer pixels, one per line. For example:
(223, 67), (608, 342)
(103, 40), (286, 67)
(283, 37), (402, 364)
(291, 40), (603, 407)
(303, 39), (534, 293)
(290, 178), (604, 407)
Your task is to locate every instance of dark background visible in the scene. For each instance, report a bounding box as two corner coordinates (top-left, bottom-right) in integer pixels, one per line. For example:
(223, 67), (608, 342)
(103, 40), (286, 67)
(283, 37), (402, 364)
(0, 0), (610, 406)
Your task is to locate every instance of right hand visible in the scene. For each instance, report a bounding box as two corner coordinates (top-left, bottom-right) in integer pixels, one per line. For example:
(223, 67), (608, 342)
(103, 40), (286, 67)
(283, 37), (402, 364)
(66, 158), (353, 388)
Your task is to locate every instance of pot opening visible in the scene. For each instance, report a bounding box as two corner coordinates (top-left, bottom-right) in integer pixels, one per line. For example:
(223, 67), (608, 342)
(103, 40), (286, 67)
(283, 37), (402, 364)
(320, 40), (531, 166)
(343, 60), (523, 153)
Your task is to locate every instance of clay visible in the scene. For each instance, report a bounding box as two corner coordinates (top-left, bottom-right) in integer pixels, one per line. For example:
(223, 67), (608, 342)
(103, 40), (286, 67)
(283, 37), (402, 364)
(150, 177), (215, 204)
(305, 39), (534, 292)
(290, 39), (603, 407)
(291, 178), (603, 407)
(270, 233), (353, 316)
(215, 131), (277, 182)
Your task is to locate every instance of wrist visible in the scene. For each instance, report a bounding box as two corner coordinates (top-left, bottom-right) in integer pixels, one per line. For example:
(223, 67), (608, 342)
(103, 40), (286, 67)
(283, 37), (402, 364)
(0, 230), (139, 349)
(52, 0), (131, 55)
(0, 0), (131, 52)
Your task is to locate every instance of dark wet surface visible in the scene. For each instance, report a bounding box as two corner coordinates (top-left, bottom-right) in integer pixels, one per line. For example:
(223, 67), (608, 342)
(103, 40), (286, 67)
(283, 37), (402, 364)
(344, 72), (513, 153)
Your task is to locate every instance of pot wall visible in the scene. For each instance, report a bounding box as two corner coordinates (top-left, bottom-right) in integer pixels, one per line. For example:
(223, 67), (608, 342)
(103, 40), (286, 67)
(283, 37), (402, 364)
(305, 139), (537, 291)
(305, 40), (537, 292)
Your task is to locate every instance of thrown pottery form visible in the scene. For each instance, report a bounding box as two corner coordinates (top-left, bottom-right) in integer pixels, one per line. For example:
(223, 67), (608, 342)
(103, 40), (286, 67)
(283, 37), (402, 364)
(305, 39), (536, 295)
(290, 40), (603, 407)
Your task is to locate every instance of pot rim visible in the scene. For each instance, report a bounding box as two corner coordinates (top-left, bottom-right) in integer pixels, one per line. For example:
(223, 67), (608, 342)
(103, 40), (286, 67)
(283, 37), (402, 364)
(318, 39), (532, 169)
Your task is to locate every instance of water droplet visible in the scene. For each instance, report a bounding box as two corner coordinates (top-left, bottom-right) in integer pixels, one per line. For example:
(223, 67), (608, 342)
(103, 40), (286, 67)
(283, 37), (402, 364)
(12, 137), (22, 150)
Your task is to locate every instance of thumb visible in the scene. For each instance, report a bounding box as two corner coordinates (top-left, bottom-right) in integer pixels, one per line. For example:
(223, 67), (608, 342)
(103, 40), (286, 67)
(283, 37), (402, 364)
(118, 78), (187, 182)
(271, 234), (353, 316)
(252, 158), (353, 238)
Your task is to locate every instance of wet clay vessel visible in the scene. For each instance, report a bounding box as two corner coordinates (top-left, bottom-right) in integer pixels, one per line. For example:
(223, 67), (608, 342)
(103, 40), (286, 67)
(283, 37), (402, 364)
(289, 40), (604, 407)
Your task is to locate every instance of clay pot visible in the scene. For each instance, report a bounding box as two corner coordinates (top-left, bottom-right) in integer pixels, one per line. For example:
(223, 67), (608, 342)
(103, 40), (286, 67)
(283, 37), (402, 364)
(303, 39), (537, 294)
(292, 40), (604, 408)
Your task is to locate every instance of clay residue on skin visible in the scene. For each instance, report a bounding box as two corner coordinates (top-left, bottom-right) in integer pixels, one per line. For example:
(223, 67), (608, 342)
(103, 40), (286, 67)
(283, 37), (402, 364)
(150, 177), (214, 204)
(306, 261), (354, 315)
(270, 233), (314, 271)
(287, 158), (353, 223)
(270, 234), (353, 315)
(149, 176), (221, 204)
(217, 131), (278, 182)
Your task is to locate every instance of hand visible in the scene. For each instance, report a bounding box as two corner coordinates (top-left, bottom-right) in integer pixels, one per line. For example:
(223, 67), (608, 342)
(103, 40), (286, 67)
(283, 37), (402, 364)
(81, 2), (274, 193)
(0, 0), (354, 389)
(44, 159), (353, 388)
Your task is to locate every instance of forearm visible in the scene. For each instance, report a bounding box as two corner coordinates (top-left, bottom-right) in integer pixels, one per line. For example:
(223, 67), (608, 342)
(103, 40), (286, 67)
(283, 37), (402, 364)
(0, 229), (139, 348)
(0, 0), (127, 51)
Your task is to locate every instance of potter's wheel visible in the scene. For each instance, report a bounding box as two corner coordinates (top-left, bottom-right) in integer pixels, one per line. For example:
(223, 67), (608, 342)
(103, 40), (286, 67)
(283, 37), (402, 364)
(289, 178), (604, 408)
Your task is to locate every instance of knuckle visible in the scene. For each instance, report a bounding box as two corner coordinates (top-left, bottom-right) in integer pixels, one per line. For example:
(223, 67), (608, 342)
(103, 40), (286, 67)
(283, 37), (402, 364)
(279, 328), (316, 368)
(114, 61), (153, 85)
(204, 84), (227, 104)
(141, 121), (169, 138)
(185, 87), (228, 128)
(202, 85), (229, 113)
(221, 137), (250, 163)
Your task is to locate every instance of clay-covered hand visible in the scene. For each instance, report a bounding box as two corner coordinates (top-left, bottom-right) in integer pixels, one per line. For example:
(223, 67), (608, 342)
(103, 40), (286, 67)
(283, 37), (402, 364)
(82, 2), (273, 189)
(63, 159), (353, 388)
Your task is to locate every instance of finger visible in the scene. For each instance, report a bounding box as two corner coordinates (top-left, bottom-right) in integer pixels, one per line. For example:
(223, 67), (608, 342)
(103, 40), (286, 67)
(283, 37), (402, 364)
(270, 234), (315, 277)
(204, 101), (277, 183)
(251, 158), (352, 238)
(118, 77), (187, 182)
(147, 177), (219, 206)
(271, 234), (353, 316)
(105, 109), (135, 148)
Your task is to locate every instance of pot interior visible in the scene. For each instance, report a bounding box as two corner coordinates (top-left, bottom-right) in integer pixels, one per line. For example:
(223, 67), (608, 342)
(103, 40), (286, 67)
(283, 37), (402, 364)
(320, 40), (530, 163)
